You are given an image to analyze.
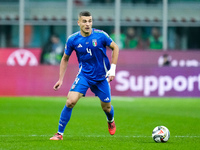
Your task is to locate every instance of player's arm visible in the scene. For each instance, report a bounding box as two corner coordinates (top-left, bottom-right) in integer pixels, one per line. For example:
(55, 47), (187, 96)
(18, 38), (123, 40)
(53, 53), (70, 90)
(106, 41), (119, 82)
(109, 41), (119, 65)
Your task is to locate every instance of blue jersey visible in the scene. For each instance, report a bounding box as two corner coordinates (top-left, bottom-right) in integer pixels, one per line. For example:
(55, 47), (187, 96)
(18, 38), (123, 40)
(65, 28), (113, 81)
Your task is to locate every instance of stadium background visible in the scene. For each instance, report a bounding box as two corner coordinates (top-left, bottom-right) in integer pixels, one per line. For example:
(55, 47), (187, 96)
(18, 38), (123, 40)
(0, 0), (200, 97)
(0, 1), (200, 149)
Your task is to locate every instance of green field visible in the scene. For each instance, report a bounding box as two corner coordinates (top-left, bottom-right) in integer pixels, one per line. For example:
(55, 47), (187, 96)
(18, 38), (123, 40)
(0, 97), (200, 150)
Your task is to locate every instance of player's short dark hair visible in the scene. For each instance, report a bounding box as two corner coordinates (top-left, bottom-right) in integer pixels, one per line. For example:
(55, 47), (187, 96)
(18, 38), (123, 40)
(79, 11), (91, 17)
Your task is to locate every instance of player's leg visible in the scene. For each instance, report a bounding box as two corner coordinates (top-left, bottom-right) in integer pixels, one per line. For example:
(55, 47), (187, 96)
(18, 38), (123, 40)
(50, 75), (89, 140)
(90, 79), (116, 135)
(101, 101), (116, 135)
(101, 101), (114, 122)
(50, 91), (83, 140)
(58, 91), (83, 134)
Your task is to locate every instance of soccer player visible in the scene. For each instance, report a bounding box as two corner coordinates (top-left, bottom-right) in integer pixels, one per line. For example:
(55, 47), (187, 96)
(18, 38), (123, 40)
(50, 11), (119, 140)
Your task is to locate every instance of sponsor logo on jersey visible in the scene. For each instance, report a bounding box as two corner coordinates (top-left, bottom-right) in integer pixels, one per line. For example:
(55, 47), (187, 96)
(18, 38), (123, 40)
(92, 39), (97, 47)
(77, 44), (82, 48)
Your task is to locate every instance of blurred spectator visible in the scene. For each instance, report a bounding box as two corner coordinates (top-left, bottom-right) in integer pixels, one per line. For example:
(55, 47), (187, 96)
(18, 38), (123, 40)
(148, 27), (163, 50)
(110, 30), (126, 49)
(74, 0), (83, 6)
(40, 34), (64, 65)
(24, 25), (32, 47)
(125, 27), (141, 49)
(158, 54), (171, 67)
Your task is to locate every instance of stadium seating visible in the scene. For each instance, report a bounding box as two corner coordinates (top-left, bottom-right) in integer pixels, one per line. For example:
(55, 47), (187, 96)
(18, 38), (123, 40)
(0, 1), (199, 25)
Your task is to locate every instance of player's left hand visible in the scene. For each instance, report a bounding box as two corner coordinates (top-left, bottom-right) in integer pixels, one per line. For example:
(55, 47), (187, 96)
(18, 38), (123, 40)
(106, 64), (116, 82)
(107, 76), (115, 82)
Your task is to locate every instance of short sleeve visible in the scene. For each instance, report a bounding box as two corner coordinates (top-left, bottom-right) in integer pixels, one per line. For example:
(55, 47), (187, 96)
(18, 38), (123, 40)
(102, 31), (113, 47)
(64, 37), (74, 56)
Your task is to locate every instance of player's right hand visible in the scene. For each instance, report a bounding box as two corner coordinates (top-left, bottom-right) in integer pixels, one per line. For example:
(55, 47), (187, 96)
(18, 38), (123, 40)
(53, 80), (63, 90)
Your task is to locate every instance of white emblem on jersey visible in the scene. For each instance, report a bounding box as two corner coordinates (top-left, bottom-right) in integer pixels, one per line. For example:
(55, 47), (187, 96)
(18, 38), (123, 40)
(86, 42), (89, 44)
(104, 97), (110, 101)
(77, 44), (82, 48)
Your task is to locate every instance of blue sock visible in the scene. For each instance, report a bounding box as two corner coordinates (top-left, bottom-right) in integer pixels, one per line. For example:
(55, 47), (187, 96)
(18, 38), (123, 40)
(58, 105), (73, 134)
(105, 105), (114, 122)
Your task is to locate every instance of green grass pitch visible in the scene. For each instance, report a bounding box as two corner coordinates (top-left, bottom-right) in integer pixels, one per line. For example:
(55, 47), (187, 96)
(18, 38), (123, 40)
(0, 97), (200, 150)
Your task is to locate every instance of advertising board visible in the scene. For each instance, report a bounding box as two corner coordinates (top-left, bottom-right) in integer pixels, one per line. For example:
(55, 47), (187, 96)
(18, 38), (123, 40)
(0, 49), (200, 97)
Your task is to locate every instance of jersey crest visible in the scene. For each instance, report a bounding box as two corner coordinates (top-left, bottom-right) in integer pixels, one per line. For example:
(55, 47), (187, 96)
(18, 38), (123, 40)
(92, 39), (97, 47)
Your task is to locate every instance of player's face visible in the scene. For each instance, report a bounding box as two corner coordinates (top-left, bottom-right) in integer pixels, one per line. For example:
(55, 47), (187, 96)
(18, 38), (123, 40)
(78, 16), (93, 36)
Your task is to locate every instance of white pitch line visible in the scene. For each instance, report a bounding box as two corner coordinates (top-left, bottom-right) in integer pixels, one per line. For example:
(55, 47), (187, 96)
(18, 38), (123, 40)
(174, 136), (200, 138)
(0, 135), (199, 138)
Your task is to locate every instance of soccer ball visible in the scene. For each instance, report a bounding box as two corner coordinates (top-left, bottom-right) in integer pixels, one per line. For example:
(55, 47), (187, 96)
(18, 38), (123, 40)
(152, 126), (170, 143)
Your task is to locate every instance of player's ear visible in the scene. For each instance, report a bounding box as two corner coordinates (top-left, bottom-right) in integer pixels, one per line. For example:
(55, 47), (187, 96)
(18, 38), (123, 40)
(77, 17), (81, 26)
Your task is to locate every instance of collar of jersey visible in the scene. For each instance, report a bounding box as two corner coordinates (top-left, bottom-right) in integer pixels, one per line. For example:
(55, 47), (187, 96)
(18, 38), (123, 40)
(79, 28), (94, 37)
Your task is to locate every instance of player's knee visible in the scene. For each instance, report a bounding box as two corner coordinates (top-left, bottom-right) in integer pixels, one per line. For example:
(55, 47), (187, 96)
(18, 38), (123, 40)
(102, 105), (111, 113)
(66, 99), (76, 108)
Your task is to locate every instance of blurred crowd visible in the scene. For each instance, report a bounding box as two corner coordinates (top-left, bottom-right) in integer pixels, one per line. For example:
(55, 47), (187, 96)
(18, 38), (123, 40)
(1, 0), (200, 67)
(39, 27), (163, 65)
(110, 27), (163, 50)
(40, 34), (63, 65)
(1, 24), (200, 51)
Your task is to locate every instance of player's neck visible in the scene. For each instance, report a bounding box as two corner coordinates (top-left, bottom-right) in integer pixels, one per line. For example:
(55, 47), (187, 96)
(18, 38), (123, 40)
(80, 30), (92, 37)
